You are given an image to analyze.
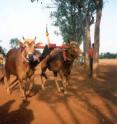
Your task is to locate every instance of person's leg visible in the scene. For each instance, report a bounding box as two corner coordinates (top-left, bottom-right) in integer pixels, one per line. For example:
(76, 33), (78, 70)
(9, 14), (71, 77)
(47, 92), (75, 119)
(90, 58), (93, 77)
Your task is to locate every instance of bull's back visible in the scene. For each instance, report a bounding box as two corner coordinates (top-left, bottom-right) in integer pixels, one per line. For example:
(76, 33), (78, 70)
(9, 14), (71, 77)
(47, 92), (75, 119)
(5, 48), (22, 75)
(47, 52), (64, 71)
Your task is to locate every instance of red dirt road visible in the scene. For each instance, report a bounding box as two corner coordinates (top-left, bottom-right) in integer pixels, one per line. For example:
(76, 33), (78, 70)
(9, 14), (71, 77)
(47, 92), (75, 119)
(0, 59), (117, 124)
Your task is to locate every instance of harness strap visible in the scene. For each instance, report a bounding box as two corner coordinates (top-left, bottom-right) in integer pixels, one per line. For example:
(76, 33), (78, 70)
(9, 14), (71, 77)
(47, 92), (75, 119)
(62, 49), (67, 61)
(62, 49), (75, 63)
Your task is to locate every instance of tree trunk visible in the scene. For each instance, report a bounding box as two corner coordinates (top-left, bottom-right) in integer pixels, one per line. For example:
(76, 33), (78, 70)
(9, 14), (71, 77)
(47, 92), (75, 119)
(82, 21), (91, 75)
(93, 8), (102, 78)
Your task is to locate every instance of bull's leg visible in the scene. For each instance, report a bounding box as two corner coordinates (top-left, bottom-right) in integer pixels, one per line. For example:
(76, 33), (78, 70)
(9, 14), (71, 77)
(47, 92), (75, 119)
(63, 70), (71, 87)
(59, 70), (66, 88)
(41, 71), (48, 79)
(18, 79), (26, 100)
(26, 75), (34, 96)
(54, 72), (61, 92)
(4, 74), (11, 94)
(40, 74), (47, 90)
(66, 76), (70, 86)
(63, 78), (69, 95)
(66, 66), (72, 86)
(9, 77), (18, 90)
(55, 78), (61, 92)
(41, 76), (45, 90)
(59, 71), (68, 94)
(40, 69), (47, 90)
(28, 76), (34, 92)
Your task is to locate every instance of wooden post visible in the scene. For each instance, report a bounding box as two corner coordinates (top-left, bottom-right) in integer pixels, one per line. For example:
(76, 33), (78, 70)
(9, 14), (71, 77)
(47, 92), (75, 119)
(45, 24), (50, 47)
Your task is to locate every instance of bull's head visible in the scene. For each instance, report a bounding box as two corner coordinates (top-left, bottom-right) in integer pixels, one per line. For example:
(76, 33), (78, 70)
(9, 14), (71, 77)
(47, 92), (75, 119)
(67, 41), (82, 59)
(19, 37), (37, 60)
(19, 37), (43, 61)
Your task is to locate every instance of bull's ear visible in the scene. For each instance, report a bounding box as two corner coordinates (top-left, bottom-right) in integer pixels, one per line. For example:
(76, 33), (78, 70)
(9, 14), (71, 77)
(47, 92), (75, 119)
(19, 42), (25, 51)
(19, 41), (24, 48)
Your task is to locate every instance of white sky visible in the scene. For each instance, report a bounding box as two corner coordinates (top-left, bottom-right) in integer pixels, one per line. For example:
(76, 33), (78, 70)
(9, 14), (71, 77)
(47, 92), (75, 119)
(0, 0), (117, 53)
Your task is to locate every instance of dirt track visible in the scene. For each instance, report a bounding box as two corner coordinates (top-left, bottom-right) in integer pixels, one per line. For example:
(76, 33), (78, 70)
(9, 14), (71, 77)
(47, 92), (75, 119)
(0, 59), (117, 124)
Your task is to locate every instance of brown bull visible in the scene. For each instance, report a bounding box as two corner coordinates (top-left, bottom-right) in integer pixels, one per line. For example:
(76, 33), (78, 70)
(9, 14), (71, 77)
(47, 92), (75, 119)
(40, 41), (82, 93)
(4, 37), (37, 100)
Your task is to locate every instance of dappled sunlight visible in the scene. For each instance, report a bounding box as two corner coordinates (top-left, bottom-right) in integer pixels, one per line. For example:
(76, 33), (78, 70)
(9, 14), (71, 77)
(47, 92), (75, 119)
(0, 59), (117, 124)
(99, 59), (117, 66)
(77, 76), (86, 81)
(96, 76), (106, 82)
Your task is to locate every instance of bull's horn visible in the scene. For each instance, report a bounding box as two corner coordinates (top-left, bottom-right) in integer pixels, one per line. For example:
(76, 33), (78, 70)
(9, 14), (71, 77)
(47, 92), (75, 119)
(22, 36), (25, 40)
(70, 41), (77, 45)
(34, 36), (36, 40)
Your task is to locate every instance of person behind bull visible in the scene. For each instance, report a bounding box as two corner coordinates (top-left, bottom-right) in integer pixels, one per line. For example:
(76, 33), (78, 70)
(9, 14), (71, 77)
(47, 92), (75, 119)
(28, 50), (41, 68)
(88, 43), (95, 78)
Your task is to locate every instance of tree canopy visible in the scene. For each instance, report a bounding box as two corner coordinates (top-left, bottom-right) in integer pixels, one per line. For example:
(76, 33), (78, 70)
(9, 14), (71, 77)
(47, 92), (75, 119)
(51, 0), (82, 43)
(50, 0), (100, 45)
(9, 38), (19, 48)
(0, 46), (6, 56)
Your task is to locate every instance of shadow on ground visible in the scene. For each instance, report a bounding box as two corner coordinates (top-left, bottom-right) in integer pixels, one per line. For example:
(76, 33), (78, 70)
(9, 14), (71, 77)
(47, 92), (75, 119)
(37, 63), (117, 124)
(0, 100), (34, 124)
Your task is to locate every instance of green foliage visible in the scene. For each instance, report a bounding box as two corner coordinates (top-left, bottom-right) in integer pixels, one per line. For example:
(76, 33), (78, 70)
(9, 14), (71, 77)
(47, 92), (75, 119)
(9, 38), (19, 48)
(100, 52), (117, 59)
(51, 0), (97, 44)
(0, 46), (6, 56)
(31, 0), (38, 2)
(51, 0), (81, 43)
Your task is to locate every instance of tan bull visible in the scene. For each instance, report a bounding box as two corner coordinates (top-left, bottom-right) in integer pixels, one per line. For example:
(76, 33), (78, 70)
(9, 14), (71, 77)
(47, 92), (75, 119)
(4, 37), (38, 100)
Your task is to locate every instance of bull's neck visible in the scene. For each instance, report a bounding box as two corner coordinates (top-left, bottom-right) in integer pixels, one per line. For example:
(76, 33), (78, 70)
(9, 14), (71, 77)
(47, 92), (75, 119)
(21, 50), (30, 64)
(65, 50), (75, 62)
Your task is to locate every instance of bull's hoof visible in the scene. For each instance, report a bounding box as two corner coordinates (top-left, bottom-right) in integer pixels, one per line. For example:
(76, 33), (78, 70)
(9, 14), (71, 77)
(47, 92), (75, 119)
(7, 88), (12, 95)
(64, 90), (68, 95)
(59, 87), (68, 95)
(57, 87), (61, 93)
(21, 96), (27, 102)
(42, 87), (45, 90)
(26, 91), (34, 97)
(60, 87), (64, 92)
(41, 85), (47, 90)
(22, 98), (28, 103)
(21, 99), (30, 107)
